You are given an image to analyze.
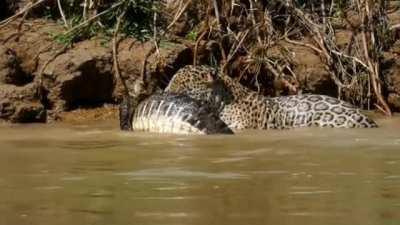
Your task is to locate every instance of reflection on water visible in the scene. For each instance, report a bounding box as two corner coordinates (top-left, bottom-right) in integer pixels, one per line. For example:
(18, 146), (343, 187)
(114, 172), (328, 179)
(0, 116), (400, 225)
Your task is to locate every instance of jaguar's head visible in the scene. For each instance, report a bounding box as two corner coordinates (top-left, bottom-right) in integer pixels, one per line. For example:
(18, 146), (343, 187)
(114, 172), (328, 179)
(165, 65), (234, 111)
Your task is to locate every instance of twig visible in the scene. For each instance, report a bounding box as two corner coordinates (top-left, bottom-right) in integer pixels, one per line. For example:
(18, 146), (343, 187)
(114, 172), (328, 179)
(83, 0), (89, 21)
(264, 57), (298, 94)
(15, 4), (30, 40)
(153, 12), (160, 56)
(36, 44), (69, 102)
(238, 63), (250, 82)
(374, 103), (387, 115)
(212, 0), (222, 30)
(320, 0), (327, 31)
(33, 42), (54, 63)
(193, 29), (208, 66)
(329, 0), (335, 15)
(165, 0), (192, 33)
(140, 46), (157, 90)
(62, 1), (124, 36)
(193, 3), (211, 66)
(57, 0), (69, 28)
(284, 37), (323, 54)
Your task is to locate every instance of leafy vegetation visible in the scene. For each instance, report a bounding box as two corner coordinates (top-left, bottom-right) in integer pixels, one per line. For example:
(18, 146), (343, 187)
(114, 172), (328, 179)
(44, 0), (160, 45)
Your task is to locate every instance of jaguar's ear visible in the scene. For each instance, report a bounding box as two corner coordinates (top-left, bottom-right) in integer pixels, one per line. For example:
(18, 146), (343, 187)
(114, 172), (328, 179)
(206, 72), (214, 83)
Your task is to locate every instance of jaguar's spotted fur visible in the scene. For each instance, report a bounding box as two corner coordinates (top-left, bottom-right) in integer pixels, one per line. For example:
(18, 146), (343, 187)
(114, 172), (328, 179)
(165, 65), (378, 130)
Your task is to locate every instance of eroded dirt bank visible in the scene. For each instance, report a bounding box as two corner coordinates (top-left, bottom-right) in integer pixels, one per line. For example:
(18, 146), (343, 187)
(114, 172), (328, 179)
(0, 19), (193, 123)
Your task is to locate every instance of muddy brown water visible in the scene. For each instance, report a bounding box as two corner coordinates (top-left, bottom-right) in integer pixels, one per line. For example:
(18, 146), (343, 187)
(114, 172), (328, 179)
(0, 115), (400, 225)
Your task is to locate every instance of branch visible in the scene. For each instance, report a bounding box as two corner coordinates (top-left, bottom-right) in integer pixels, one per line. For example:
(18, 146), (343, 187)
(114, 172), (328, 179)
(36, 44), (69, 108)
(57, 0), (69, 28)
(249, 0), (261, 44)
(391, 23), (400, 30)
(0, 0), (48, 29)
(113, 11), (128, 96)
(330, 50), (370, 71)
(360, 2), (391, 116)
(139, 46), (156, 95)
(284, 37), (323, 54)
(193, 29), (208, 66)
(222, 30), (249, 72)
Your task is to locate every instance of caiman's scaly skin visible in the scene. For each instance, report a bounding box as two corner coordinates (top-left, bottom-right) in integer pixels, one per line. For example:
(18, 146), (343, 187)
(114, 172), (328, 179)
(119, 93), (233, 135)
(165, 65), (378, 130)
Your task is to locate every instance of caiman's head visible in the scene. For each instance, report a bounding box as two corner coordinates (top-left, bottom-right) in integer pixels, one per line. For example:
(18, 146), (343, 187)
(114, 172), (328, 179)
(165, 65), (234, 111)
(119, 76), (156, 131)
(119, 95), (135, 131)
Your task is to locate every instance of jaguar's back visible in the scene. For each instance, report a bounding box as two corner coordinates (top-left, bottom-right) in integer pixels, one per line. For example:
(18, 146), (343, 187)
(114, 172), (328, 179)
(267, 95), (377, 128)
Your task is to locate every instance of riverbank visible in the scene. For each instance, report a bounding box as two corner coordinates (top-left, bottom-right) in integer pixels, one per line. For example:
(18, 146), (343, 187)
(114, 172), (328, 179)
(0, 1), (399, 124)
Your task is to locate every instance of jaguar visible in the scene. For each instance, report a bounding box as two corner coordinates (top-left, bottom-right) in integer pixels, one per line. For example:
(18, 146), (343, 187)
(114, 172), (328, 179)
(165, 65), (378, 130)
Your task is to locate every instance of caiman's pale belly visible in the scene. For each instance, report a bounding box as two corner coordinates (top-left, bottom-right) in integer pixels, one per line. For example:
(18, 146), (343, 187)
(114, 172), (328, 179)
(130, 93), (233, 135)
(132, 114), (203, 134)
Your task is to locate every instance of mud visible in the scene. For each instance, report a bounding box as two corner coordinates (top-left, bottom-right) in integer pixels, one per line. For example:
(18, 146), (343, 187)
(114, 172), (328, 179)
(0, 20), (192, 123)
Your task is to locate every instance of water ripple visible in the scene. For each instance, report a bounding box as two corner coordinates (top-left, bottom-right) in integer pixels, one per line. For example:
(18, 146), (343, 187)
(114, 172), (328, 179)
(56, 140), (121, 150)
(115, 168), (248, 180)
(212, 157), (252, 163)
(69, 209), (113, 215)
(384, 175), (400, 180)
(60, 176), (87, 181)
(34, 186), (63, 191)
(289, 190), (333, 195)
(134, 212), (199, 218)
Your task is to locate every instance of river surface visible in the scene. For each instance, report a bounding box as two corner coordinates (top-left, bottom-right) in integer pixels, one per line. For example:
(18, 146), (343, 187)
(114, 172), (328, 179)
(0, 115), (400, 225)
